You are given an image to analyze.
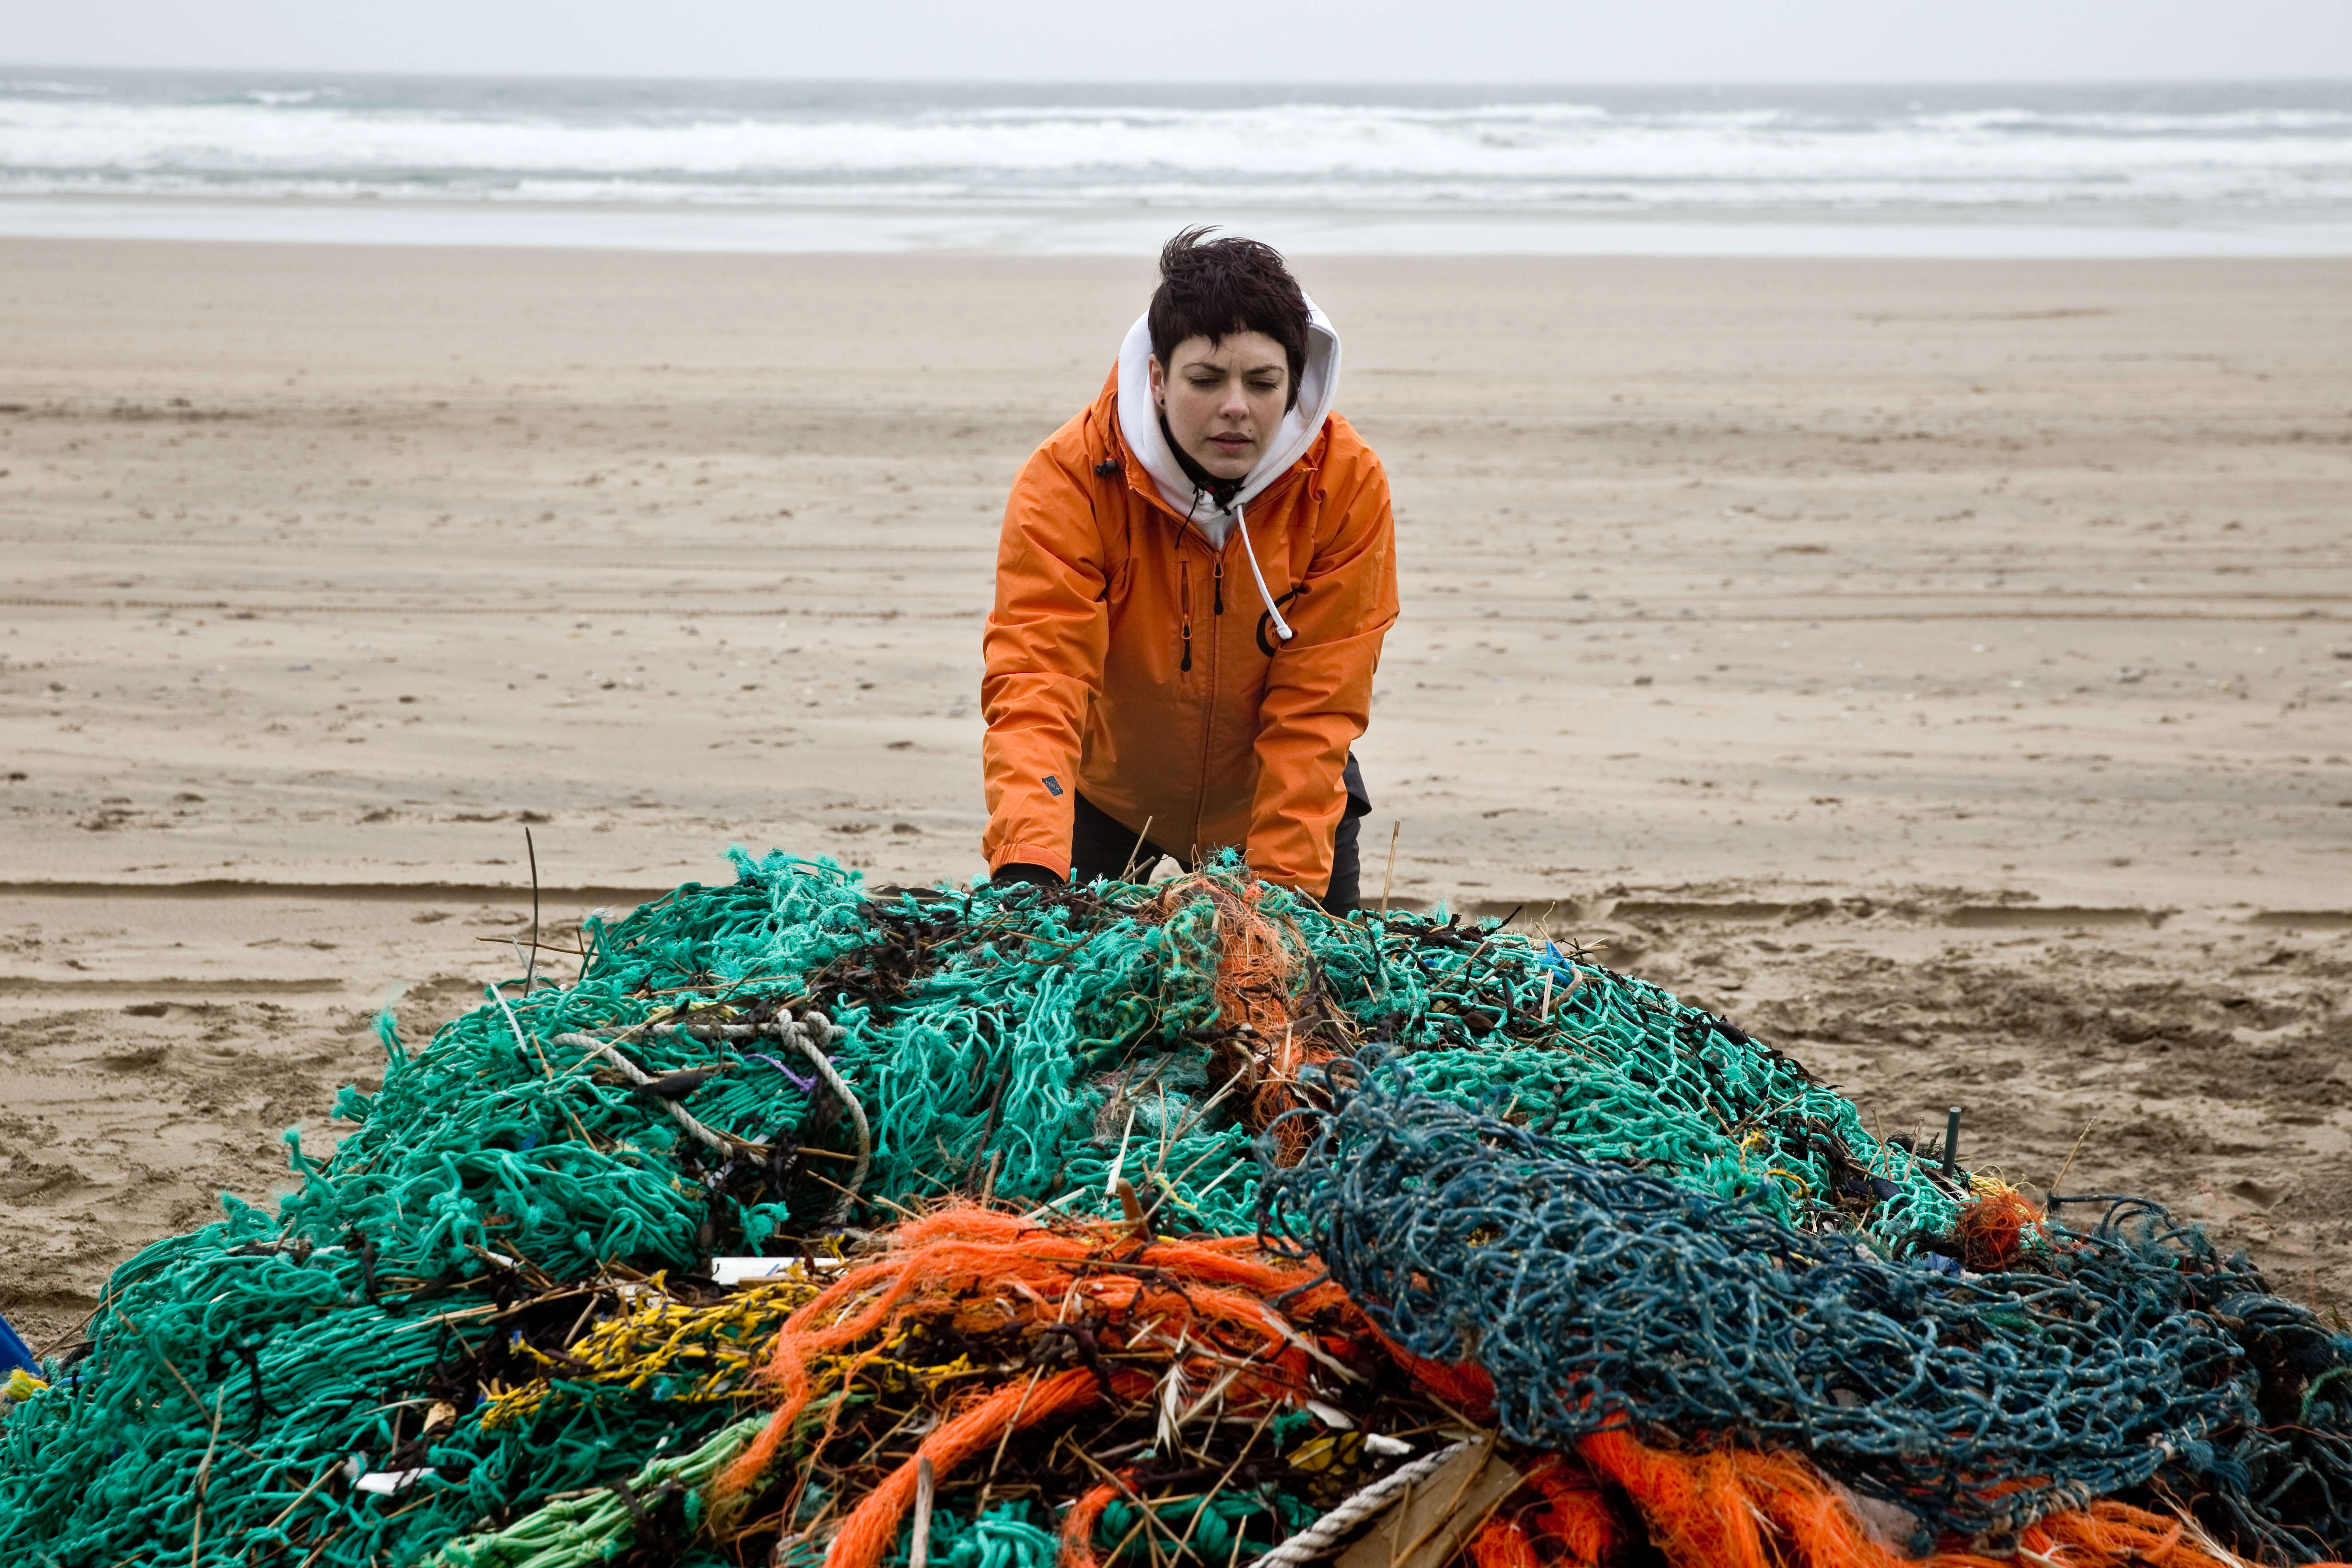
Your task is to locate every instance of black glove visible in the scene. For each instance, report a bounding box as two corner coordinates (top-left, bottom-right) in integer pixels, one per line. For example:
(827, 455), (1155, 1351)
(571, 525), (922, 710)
(989, 862), (1063, 890)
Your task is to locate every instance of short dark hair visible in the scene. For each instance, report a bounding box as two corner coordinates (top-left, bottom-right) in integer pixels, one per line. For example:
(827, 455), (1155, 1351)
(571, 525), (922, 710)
(1148, 227), (1311, 410)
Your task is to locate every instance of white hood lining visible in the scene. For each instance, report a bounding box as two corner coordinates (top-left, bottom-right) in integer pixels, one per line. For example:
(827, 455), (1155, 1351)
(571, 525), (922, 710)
(1115, 298), (1341, 549)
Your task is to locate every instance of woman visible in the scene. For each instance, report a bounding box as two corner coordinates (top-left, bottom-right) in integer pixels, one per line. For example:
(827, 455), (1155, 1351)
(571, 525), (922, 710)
(980, 229), (1397, 911)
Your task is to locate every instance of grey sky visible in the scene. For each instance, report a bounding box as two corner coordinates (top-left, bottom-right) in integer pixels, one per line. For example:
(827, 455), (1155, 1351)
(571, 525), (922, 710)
(8, 0), (2349, 82)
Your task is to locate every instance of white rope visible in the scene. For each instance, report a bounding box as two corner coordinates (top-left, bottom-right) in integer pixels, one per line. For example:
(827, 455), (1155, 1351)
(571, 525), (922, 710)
(552, 1031), (740, 1157)
(784, 1011), (871, 1217)
(1252, 1439), (1472, 1568)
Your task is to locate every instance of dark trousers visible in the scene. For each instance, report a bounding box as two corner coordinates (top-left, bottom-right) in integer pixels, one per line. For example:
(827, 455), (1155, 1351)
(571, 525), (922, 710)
(1070, 755), (1372, 912)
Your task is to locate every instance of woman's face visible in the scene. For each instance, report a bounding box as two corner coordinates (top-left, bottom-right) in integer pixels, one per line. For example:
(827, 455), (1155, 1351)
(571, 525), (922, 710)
(1149, 331), (1290, 483)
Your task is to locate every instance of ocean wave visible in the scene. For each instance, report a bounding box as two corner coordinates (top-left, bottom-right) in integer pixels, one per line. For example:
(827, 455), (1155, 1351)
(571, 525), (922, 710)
(3, 76), (2347, 214)
(241, 87), (342, 107)
(6, 169), (2344, 214)
(0, 79), (106, 97)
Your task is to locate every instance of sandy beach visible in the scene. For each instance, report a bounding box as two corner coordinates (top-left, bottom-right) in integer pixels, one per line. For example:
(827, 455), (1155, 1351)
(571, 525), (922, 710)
(1, 237), (2347, 1346)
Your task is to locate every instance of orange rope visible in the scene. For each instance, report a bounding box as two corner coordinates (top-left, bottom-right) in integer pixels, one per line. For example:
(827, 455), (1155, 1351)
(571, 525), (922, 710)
(1954, 1183), (2045, 1274)
(1137, 873), (1336, 1162)
(1466, 1516), (1542, 1568)
(1577, 1428), (1778, 1568)
(1468, 1457), (1630, 1568)
(1058, 1479), (1126, 1568)
(712, 1204), (1374, 1512)
(822, 1368), (1111, 1568)
(1570, 1426), (2347, 1568)
(1521, 1457), (1631, 1567)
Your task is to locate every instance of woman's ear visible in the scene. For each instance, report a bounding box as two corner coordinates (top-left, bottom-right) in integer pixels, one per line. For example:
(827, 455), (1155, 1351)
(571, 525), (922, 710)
(1146, 354), (1165, 410)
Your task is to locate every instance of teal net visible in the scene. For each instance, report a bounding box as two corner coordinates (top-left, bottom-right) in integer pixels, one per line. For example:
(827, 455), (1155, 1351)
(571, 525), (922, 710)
(1, 849), (2342, 1565)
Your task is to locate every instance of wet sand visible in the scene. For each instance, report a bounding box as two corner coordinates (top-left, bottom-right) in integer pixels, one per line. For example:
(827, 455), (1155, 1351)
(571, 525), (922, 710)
(2, 238), (2347, 1345)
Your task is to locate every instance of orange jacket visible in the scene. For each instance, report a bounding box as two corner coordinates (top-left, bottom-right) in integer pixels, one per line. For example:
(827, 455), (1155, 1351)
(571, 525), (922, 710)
(980, 345), (1398, 898)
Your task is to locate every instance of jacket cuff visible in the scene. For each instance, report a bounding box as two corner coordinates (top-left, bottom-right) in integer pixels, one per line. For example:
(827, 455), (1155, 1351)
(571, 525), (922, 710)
(989, 842), (1071, 881)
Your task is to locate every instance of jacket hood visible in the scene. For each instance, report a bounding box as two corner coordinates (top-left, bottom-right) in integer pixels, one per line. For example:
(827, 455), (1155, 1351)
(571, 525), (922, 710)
(1115, 297), (1342, 546)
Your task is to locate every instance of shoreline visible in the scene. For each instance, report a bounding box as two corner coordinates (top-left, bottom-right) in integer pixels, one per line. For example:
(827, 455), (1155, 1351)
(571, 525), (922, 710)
(6, 195), (2352, 257)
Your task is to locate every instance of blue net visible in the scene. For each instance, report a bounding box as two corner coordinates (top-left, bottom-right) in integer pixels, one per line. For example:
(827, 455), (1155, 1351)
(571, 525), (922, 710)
(1257, 1051), (2352, 1559)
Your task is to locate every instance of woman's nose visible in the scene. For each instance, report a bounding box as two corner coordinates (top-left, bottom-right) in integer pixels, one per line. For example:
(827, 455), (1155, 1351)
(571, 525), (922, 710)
(1220, 383), (1250, 419)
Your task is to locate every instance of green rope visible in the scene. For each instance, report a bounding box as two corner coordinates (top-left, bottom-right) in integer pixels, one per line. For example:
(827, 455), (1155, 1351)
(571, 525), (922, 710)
(424, 1415), (767, 1568)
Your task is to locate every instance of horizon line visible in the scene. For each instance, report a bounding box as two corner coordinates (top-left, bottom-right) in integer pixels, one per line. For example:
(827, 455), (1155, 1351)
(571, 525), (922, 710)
(8, 62), (2352, 90)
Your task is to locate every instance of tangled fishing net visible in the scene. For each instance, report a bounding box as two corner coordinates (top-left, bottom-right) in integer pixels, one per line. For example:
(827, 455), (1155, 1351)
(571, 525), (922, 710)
(1, 849), (2346, 1568)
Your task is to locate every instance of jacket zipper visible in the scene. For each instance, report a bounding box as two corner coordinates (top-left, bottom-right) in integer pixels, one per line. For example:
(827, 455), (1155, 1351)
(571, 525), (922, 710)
(1178, 559), (1192, 674)
(1189, 543), (1223, 855)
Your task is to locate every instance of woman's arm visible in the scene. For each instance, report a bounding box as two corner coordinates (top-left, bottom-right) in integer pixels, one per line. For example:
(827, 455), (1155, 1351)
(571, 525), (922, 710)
(980, 442), (1112, 881)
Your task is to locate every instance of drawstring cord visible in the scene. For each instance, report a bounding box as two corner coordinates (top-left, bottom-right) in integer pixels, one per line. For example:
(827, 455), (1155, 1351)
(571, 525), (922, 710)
(1182, 480), (1293, 647)
(1234, 500), (1294, 644)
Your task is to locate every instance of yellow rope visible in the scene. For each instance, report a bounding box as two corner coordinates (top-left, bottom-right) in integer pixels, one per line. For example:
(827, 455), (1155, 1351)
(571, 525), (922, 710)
(482, 1274), (818, 1428)
(478, 1271), (992, 1430)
